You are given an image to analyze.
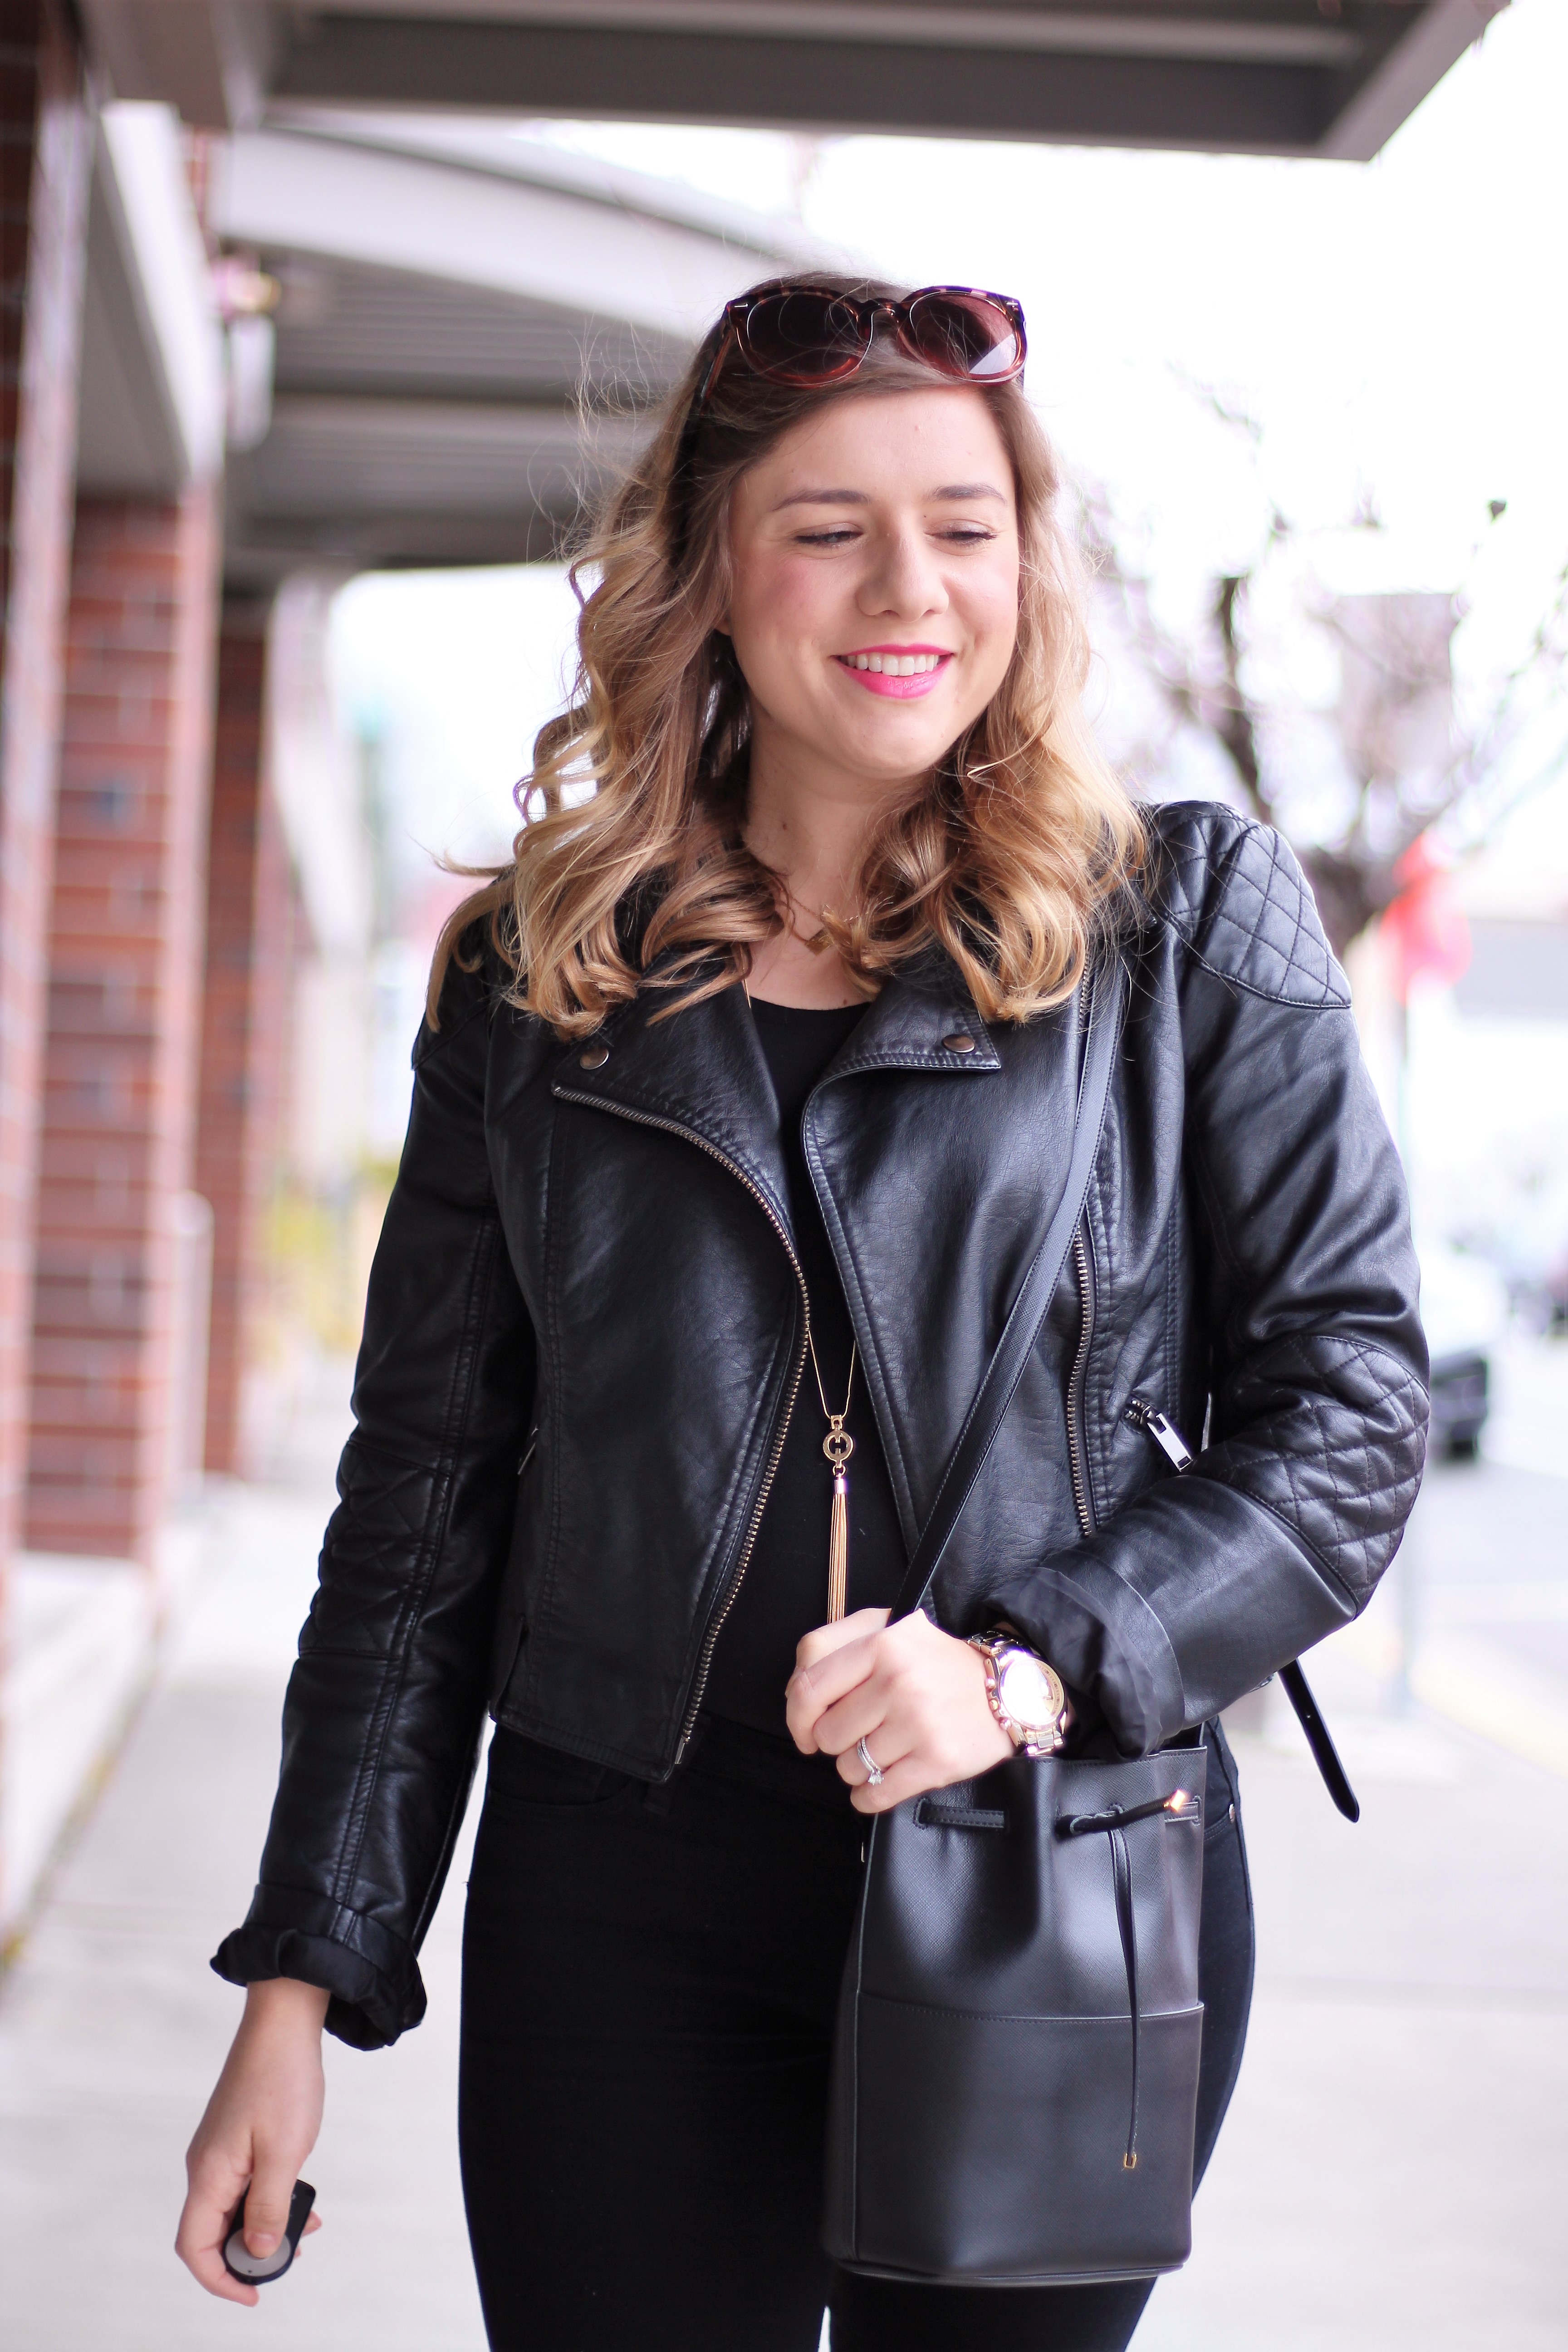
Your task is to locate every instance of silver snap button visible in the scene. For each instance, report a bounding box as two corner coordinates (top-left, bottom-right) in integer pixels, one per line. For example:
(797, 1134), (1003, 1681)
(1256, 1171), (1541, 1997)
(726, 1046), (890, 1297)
(578, 1044), (609, 1070)
(943, 1032), (977, 1054)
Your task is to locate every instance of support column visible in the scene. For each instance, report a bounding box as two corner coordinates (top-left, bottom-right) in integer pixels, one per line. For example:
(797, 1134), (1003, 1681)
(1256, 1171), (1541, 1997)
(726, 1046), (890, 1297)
(24, 488), (221, 1569)
(0, 0), (90, 1575)
(195, 595), (296, 1478)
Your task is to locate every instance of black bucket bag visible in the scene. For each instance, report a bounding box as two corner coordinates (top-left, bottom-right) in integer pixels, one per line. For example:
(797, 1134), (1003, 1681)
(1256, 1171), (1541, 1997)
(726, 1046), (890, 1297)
(823, 960), (1356, 2287)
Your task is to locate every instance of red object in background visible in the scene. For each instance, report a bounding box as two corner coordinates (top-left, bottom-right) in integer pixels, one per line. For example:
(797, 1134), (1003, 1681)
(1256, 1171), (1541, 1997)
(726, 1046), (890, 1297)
(1381, 836), (1471, 1004)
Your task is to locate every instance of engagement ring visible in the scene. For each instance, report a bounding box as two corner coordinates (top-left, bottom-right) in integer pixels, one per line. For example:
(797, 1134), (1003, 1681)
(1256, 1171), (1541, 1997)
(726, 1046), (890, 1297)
(856, 1736), (884, 1787)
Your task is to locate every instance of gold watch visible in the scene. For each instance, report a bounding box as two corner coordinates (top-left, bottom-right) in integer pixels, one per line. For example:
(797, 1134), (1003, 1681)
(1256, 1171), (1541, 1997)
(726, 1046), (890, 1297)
(967, 1631), (1072, 1757)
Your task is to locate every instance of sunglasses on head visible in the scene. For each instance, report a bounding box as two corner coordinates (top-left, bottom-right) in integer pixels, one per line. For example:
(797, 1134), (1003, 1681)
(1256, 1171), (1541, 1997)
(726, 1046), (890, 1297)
(667, 284), (1026, 566)
(700, 284), (1027, 403)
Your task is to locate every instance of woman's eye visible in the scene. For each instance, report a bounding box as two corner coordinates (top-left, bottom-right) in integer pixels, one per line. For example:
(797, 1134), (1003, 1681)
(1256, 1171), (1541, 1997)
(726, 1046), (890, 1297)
(789, 523), (996, 549)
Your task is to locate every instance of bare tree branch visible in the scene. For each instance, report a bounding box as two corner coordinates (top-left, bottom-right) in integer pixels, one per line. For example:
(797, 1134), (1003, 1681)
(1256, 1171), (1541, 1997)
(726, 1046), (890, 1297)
(1081, 465), (1568, 960)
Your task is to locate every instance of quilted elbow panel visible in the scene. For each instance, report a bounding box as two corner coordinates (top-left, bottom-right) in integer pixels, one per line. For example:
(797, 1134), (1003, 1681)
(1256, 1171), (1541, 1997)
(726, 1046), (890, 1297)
(301, 1436), (444, 1657)
(1205, 1331), (1429, 1606)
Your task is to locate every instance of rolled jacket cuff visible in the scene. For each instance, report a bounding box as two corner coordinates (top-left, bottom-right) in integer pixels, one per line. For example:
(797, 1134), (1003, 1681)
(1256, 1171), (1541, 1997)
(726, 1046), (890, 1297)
(977, 1557), (1187, 1755)
(211, 1884), (427, 2052)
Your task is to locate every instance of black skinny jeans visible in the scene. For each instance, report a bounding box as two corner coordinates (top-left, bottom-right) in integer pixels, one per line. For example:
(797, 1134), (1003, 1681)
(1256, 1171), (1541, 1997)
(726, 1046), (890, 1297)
(459, 1714), (1254, 2352)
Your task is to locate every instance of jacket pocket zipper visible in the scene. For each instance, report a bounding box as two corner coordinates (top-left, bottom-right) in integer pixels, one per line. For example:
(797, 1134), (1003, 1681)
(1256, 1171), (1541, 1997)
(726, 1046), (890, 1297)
(1066, 1224), (1097, 1536)
(553, 1088), (809, 1763)
(1125, 1394), (1195, 1473)
(490, 1427), (543, 1704)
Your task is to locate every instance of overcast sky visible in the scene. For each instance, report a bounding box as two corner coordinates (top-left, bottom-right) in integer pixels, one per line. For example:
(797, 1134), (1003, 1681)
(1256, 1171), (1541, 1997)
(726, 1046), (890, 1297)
(331, 0), (1568, 897)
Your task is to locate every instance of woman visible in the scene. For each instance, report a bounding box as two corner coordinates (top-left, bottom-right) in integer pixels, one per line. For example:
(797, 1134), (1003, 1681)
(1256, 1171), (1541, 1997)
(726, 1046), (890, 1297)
(177, 279), (1427, 2351)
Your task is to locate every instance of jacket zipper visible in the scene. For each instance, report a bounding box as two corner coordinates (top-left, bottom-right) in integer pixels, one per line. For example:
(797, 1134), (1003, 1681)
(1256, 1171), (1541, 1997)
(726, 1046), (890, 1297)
(1125, 1394), (1195, 1472)
(1066, 1224), (1097, 1537)
(553, 1088), (810, 1764)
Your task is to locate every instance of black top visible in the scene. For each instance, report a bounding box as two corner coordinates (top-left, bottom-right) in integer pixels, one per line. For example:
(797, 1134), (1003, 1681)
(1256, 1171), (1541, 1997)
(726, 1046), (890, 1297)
(701, 996), (908, 1735)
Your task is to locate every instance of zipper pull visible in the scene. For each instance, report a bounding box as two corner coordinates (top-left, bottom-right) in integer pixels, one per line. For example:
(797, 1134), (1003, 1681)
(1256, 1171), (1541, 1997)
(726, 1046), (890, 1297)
(1125, 1396), (1195, 1473)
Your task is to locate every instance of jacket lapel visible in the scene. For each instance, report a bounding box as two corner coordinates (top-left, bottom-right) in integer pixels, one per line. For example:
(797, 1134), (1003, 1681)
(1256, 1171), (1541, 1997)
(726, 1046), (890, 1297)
(550, 958), (1005, 1247)
(551, 974), (797, 1241)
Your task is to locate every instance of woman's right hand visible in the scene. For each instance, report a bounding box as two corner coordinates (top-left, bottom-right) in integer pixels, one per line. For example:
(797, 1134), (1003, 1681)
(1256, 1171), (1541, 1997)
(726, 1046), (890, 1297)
(176, 1976), (330, 2304)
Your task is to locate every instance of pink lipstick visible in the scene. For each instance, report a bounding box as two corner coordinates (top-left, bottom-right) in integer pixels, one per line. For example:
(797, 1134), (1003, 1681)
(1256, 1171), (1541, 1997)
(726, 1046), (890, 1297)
(836, 644), (953, 700)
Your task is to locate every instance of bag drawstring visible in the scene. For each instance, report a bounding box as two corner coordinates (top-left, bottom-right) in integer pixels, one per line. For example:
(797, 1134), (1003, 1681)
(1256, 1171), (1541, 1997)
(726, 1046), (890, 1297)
(1059, 1788), (1194, 2170)
(1108, 1825), (1140, 2170)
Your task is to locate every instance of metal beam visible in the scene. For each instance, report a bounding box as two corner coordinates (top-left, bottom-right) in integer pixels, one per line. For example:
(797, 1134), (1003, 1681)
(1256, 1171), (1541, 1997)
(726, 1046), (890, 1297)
(211, 127), (782, 337)
(291, 0), (1367, 71)
(78, 130), (191, 494)
(1319, 0), (1506, 161)
(270, 15), (1341, 152)
(76, 107), (226, 493)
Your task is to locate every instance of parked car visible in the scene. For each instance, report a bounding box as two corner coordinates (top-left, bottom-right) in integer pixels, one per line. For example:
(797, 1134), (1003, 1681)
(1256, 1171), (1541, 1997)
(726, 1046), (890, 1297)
(1484, 1176), (1568, 1333)
(1417, 1241), (1510, 1459)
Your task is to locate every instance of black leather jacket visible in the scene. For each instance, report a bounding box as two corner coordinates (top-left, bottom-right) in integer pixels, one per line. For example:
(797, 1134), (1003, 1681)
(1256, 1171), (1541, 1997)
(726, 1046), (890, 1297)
(216, 804), (1428, 2048)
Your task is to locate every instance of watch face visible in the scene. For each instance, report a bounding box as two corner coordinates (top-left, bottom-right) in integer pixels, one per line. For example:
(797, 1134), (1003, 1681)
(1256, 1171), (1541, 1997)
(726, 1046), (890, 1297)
(997, 1650), (1058, 1731)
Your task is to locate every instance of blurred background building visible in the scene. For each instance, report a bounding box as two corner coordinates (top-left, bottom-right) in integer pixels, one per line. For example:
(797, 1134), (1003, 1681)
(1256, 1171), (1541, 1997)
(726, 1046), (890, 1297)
(0, 0), (1534, 1938)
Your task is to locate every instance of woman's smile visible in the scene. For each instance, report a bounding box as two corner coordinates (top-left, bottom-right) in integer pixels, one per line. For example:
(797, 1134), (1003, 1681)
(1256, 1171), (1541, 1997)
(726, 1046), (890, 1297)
(835, 644), (953, 697)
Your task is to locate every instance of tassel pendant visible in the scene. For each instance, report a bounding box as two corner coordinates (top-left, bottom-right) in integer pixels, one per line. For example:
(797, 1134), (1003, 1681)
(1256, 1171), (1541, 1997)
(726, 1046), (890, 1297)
(824, 1421), (855, 1623)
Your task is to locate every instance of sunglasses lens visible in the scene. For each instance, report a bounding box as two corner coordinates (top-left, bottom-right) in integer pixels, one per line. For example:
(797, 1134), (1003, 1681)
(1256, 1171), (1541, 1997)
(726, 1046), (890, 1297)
(901, 294), (1024, 382)
(740, 292), (870, 382)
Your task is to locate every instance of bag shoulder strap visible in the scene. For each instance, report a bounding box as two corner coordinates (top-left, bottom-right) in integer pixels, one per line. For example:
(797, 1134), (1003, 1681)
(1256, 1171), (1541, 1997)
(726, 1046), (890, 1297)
(889, 957), (1127, 1627)
(885, 955), (1362, 1828)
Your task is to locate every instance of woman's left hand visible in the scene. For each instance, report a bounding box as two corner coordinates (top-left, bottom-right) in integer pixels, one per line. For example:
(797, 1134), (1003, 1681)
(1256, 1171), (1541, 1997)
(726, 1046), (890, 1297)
(785, 1607), (1011, 1812)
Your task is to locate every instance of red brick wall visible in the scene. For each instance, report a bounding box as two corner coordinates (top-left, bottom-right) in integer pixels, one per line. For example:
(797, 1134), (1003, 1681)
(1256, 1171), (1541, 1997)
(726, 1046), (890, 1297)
(25, 488), (221, 1566)
(196, 597), (297, 1477)
(0, 0), (89, 1569)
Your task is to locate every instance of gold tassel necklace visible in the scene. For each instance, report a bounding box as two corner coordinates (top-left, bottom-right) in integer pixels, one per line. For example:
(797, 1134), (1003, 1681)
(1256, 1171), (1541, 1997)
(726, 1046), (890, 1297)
(741, 972), (858, 1624)
(807, 1327), (856, 1623)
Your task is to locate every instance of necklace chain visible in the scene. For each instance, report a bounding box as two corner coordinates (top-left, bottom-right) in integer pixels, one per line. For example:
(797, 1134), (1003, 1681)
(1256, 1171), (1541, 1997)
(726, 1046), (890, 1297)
(806, 1325), (855, 1428)
(782, 884), (833, 955)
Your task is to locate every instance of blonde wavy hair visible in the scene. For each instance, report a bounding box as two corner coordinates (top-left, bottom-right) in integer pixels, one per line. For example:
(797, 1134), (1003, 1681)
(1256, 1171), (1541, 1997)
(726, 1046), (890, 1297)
(431, 274), (1143, 1037)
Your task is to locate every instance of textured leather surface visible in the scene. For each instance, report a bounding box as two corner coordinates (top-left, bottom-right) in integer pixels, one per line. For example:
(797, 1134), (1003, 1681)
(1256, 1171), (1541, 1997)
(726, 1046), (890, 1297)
(823, 1749), (1207, 2281)
(213, 804), (1428, 2048)
(843, 2006), (1202, 2284)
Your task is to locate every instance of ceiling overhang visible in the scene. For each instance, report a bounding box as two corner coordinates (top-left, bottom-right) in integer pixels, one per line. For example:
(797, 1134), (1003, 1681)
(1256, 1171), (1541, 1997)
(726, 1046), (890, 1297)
(79, 1), (1507, 159)
(208, 122), (807, 583)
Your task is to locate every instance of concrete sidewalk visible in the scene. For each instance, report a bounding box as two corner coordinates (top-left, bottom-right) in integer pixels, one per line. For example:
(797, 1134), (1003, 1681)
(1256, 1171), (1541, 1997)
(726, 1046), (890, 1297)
(1, 1354), (1565, 2351)
(0, 1360), (487, 2352)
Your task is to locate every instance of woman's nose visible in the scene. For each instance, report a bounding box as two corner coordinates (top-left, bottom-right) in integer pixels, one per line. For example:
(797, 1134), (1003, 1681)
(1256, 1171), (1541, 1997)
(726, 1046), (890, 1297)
(858, 528), (946, 619)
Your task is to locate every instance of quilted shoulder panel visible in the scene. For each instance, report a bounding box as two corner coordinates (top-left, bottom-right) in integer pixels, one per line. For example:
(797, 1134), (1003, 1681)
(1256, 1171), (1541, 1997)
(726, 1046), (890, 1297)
(1145, 800), (1350, 1009)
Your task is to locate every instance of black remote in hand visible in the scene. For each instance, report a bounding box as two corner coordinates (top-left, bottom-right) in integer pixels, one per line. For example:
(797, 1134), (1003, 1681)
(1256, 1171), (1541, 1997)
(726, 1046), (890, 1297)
(222, 2179), (316, 2285)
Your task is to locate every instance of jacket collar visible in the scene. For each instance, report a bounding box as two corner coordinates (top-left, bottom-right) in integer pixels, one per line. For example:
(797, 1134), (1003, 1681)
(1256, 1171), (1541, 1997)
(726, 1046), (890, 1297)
(550, 957), (1001, 1245)
(817, 955), (1002, 1081)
